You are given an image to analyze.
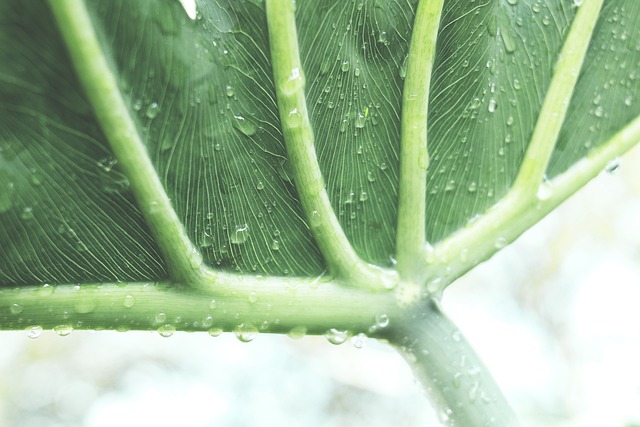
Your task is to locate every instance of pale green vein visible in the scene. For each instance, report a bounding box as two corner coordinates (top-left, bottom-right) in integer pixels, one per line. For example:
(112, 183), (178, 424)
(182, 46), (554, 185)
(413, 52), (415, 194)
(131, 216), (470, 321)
(423, 0), (607, 294)
(512, 0), (605, 197)
(265, 0), (397, 291)
(396, 0), (444, 283)
(48, 0), (206, 285)
(0, 279), (398, 336)
(427, 114), (640, 290)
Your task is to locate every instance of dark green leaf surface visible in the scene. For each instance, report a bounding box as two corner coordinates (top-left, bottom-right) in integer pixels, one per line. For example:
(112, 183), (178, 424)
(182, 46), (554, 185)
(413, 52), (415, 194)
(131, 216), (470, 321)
(0, 0), (638, 286)
(0, 2), (166, 284)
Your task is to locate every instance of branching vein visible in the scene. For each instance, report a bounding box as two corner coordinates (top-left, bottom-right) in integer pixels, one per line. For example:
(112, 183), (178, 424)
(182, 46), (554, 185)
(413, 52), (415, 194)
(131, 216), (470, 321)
(265, 0), (396, 291)
(423, 0), (609, 293)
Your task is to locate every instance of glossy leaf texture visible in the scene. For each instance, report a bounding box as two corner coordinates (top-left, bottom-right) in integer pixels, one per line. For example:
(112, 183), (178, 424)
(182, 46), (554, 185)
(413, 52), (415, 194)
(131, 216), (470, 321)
(1, 0), (639, 286)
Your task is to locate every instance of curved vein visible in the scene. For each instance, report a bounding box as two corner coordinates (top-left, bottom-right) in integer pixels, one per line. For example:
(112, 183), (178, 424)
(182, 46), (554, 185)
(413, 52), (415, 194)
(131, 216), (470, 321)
(512, 0), (605, 197)
(423, 0), (607, 293)
(396, 0), (444, 282)
(48, 0), (206, 285)
(265, 0), (396, 291)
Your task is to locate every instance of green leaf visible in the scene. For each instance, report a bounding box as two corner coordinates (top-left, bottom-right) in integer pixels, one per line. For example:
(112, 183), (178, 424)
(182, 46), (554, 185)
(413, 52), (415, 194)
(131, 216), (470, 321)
(0, 0), (638, 320)
(2, 1), (639, 424)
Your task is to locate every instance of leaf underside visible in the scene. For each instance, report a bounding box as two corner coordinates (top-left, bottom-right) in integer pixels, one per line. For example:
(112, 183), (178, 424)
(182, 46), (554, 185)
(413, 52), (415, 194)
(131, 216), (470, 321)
(1, 0), (639, 286)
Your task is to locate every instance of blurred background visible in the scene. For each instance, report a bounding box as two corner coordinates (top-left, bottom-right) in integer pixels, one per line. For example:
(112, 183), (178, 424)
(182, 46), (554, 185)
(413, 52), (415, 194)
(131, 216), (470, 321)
(0, 146), (639, 427)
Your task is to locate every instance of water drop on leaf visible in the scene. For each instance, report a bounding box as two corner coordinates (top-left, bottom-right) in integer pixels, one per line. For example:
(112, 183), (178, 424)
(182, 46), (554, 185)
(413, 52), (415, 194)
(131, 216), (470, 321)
(26, 325), (43, 339)
(208, 328), (223, 337)
(231, 224), (249, 244)
(233, 323), (258, 342)
(53, 325), (73, 337)
(287, 326), (307, 340)
(351, 333), (368, 349)
(233, 115), (257, 136)
(10, 303), (23, 315)
(324, 328), (350, 345)
(145, 102), (159, 119)
(157, 324), (176, 338)
(123, 295), (135, 308)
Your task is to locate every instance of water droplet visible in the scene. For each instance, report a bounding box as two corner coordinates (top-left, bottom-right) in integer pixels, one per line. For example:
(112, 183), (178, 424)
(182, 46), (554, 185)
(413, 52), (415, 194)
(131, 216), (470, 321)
(507, 0), (517, 4)
(605, 158), (621, 174)
(157, 324), (176, 338)
(256, 181), (264, 190)
(375, 313), (390, 328)
(469, 381), (480, 402)
(339, 118), (348, 133)
(340, 60), (350, 72)
(573, 0), (583, 6)
(324, 328), (350, 345)
(287, 326), (307, 340)
(359, 191), (368, 202)
(287, 108), (302, 128)
(208, 328), (223, 337)
(230, 224), (249, 244)
(233, 323), (258, 342)
(123, 295), (135, 308)
(25, 325), (43, 339)
(132, 99), (143, 111)
(453, 372), (462, 388)
(445, 180), (456, 191)
(399, 55), (408, 79)
(248, 291), (258, 304)
(155, 312), (167, 323)
(53, 325), (73, 337)
(537, 181), (552, 200)
(594, 105), (604, 118)
(355, 113), (365, 128)
(310, 210), (321, 228)
(283, 67), (304, 95)
(10, 303), (23, 315)
(452, 330), (462, 342)
(201, 315), (214, 328)
(233, 115), (257, 136)
(513, 78), (521, 90)
(488, 98), (497, 113)
(74, 293), (96, 314)
(225, 85), (234, 97)
(271, 239), (280, 251)
(467, 182), (478, 192)
(624, 95), (633, 106)
(209, 299), (217, 310)
(145, 102), (159, 119)
(494, 237), (508, 249)
(367, 171), (376, 182)
(351, 333), (368, 349)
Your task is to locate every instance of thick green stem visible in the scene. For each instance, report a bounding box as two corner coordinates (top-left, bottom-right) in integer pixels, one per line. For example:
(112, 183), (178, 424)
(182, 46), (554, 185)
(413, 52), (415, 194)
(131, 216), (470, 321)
(265, 0), (396, 291)
(396, 0), (444, 283)
(383, 299), (520, 427)
(48, 0), (206, 286)
(0, 279), (398, 336)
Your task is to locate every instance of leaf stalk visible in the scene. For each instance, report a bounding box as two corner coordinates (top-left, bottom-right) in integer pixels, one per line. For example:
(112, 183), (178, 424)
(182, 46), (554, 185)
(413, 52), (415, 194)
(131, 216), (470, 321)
(396, 0), (445, 283)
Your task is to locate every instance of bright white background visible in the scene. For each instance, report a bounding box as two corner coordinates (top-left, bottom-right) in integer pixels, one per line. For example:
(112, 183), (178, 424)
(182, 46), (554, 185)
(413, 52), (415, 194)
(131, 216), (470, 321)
(1, 147), (639, 427)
